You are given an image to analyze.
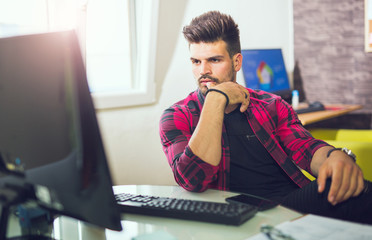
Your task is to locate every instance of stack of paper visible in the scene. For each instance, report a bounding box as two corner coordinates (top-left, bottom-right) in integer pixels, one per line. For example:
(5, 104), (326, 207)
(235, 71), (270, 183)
(248, 214), (372, 240)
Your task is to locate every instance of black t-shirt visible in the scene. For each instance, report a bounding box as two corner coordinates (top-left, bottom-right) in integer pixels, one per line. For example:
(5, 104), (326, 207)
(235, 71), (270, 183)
(224, 108), (299, 200)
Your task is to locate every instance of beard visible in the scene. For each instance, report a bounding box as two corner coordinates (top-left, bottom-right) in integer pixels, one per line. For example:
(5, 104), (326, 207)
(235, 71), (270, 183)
(198, 63), (236, 95)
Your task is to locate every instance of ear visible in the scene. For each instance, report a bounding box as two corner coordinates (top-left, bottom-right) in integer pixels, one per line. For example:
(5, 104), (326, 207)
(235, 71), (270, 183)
(233, 53), (243, 72)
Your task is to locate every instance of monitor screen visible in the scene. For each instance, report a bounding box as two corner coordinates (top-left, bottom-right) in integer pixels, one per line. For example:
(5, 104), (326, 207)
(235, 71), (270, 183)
(0, 31), (122, 232)
(241, 49), (292, 102)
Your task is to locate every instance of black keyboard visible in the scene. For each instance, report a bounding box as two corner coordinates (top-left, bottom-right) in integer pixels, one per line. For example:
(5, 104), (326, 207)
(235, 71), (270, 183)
(115, 193), (258, 226)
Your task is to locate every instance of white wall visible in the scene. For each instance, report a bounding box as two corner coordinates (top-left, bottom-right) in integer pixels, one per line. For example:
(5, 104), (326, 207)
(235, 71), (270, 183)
(97, 0), (294, 186)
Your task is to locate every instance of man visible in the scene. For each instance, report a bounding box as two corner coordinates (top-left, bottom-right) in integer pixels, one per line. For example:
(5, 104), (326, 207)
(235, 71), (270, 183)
(159, 11), (371, 224)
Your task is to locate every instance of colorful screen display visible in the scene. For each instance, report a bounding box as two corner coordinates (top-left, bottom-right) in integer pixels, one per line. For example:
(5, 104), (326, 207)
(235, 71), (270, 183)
(241, 49), (290, 93)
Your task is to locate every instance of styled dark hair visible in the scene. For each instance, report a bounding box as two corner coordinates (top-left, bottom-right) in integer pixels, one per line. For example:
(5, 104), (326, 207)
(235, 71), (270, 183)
(183, 11), (241, 57)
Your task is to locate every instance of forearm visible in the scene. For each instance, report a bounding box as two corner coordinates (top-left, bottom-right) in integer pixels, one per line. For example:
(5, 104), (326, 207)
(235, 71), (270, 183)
(310, 146), (334, 177)
(189, 92), (226, 166)
(159, 96), (224, 192)
(160, 129), (220, 192)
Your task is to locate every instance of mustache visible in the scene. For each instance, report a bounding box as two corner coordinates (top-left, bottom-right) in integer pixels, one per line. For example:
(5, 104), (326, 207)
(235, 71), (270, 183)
(198, 75), (219, 82)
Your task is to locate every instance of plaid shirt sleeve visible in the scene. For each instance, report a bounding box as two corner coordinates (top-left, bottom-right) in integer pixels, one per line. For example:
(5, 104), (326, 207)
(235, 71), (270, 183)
(159, 100), (220, 192)
(248, 90), (330, 185)
(274, 98), (330, 175)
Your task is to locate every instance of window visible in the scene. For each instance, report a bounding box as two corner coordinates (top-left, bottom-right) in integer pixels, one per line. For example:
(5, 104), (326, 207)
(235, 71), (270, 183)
(88, 0), (159, 109)
(85, 0), (133, 94)
(0, 0), (159, 109)
(0, 0), (50, 36)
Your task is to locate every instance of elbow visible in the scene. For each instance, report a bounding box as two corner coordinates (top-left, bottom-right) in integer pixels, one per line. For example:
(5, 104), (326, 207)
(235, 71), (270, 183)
(173, 173), (208, 193)
(178, 182), (208, 193)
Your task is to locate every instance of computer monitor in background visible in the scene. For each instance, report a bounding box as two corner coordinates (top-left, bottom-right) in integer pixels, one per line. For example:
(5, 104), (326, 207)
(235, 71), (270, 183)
(0, 30), (122, 238)
(241, 49), (292, 103)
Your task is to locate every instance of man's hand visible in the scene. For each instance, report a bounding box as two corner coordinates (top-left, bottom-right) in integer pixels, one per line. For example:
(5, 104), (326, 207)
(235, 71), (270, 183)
(316, 148), (365, 205)
(206, 82), (250, 113)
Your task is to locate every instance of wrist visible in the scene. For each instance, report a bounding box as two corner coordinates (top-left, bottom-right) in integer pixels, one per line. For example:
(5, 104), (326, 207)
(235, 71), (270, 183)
(205, 88), (229, 108)
(327, 147), (356, 162)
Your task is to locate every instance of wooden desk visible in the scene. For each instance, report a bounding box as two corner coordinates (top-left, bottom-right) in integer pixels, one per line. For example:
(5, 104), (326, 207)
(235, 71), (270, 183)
(105, 185), (302, 240)
(297, 104), (362, 126)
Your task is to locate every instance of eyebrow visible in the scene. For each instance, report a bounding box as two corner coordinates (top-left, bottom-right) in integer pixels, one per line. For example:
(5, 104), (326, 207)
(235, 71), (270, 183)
(190, 55), (225, 61)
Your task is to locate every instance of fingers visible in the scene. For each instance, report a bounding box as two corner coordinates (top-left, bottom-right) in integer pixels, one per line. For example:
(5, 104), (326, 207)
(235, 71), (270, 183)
(328, 169), (345, 205)
(316, 161), (341, 205)
(347, 168), (365, 198)
(341, 167), (358, 200)
(240, 90), (250, 112)
(321, 162), (365, 205)
(354, 172), (365, 196)
(206, 82), (216, 89)
(317, 155), (365, 205)
(316, 166), (328, 194)
(342, 166), (364, 200)
(209, 82), (250, 109)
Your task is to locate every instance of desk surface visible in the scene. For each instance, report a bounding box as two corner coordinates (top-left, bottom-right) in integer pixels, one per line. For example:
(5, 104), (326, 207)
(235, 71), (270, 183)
(106, 185), (302, 240)
(7, 185), (302, 240)
(297, 104), (362, 126)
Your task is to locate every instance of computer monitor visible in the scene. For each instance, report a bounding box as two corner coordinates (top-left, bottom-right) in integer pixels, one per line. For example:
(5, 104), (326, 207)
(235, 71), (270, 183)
(0, 30), (122, 236)
(241, 49), (292, 103)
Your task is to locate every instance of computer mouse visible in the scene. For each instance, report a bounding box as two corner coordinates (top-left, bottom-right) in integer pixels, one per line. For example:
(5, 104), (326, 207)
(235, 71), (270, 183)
(310, 101), (325, 108)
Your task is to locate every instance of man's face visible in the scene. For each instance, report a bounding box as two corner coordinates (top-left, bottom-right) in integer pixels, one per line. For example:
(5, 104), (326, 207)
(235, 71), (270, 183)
(189, 40), (241, 94)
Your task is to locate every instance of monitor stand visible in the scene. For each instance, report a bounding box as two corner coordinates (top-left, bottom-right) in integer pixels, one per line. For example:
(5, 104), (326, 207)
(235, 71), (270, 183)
(1, 204), (57, 240)
(0, 182), (57, 240)
(0, 160), (59, 239)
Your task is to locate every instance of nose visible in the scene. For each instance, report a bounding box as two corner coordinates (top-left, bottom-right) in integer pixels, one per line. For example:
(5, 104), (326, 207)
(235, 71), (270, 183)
(200, 61), (211, 76)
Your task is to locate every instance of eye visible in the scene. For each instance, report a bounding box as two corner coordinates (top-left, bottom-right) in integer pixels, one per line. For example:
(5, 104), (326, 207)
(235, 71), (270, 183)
(210, 58), (221, 63)
(191, 59), (200, 64)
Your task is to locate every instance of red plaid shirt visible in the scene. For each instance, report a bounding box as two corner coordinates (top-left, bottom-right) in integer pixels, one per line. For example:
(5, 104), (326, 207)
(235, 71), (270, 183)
(159, 88), (329, 192)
